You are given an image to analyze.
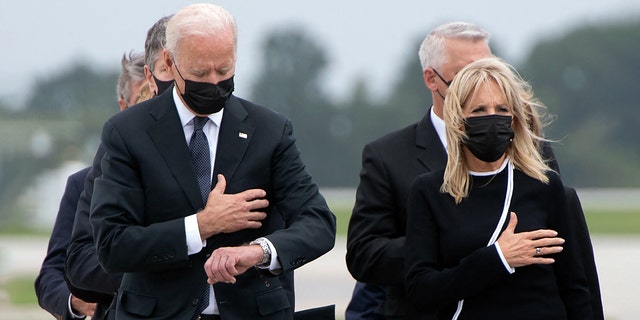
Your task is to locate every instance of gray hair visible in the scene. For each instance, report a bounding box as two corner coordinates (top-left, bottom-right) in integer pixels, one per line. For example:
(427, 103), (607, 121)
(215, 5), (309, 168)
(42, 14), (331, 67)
(165, 3), (237, 61)
(144, 15), (173, 73)
(418, 22), (490, 71)
(117, 51), (146, 103)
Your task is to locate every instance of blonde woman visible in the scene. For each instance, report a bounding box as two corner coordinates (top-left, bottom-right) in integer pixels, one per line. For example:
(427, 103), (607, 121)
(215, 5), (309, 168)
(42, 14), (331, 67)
(405, 57), (592, 319)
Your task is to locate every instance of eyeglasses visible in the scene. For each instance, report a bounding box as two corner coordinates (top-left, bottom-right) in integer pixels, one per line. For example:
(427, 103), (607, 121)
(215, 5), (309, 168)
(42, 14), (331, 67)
(432, 68), (452, 87)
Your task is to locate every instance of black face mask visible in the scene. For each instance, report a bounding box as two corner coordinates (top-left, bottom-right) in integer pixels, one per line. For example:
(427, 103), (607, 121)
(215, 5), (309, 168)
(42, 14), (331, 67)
(463, 114), (514, 162)
(152, 74), (174, 95)
(175, 65), (234, 114)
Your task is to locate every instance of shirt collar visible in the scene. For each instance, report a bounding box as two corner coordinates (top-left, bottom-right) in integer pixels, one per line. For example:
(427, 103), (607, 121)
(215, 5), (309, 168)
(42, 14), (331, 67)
(430, 106), (447, 150)
(469, 157), (510, 176)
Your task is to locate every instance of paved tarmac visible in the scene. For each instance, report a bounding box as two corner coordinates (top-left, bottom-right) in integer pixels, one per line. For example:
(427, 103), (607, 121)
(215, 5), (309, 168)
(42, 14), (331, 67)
(1, 235), (638, 320)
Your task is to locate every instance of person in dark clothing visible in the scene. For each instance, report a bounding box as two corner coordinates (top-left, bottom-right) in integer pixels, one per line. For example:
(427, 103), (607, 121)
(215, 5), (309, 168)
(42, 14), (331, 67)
(405, 57), (593, 319)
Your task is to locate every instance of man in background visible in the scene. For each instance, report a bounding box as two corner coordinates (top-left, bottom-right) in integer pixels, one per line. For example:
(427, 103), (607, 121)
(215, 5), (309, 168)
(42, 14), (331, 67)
(64, 15), (174, 319)
(345, 22), (494, 319)
(143, 15), (174, 96)
(345, 21), (602, 319)
(35, 51), (148, 320)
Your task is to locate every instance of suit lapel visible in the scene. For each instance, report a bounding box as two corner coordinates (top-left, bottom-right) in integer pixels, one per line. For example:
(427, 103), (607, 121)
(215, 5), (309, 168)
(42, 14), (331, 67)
(415, 111), (448, 171)
(147, 93), (203, 211)
(201, 97), (256, 246)
(213, 96), (254, 184)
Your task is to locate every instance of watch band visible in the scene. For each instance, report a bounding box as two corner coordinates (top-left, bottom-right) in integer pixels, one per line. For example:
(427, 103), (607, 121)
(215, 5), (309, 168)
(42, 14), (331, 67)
(250, 237), (271, 267)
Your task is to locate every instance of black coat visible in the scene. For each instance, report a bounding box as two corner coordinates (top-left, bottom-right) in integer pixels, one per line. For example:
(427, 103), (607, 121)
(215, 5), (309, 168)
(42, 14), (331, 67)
(346, 109), (602, 319)
(36, 167), (92, 320)
(88, 90), (335, 320)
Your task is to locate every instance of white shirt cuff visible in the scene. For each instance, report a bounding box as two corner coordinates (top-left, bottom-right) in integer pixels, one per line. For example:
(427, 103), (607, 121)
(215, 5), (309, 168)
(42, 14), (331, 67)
(68, 294), (86, 319)
(185, 214), (206, 255)
(494, 243), (515, 274)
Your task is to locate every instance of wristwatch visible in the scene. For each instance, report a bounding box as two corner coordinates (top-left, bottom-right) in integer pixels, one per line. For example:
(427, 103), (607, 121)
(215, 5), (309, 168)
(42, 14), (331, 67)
(250, 237), (271, 267)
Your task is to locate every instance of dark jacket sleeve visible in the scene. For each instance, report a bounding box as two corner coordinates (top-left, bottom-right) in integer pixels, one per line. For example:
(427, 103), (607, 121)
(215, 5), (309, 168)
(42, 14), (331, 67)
(547, 176), (593, 320)
(565, 186), (604, 320)
(346, 143), (407, 285)
(258, 119), (337, 272)
(35, 167), (90, 320)
(65, 145), (121, 301)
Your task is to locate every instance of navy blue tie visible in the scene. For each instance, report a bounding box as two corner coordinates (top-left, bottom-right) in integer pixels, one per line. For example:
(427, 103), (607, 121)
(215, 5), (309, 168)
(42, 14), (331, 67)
(190, 117), (212, 317)
(189, 116), (211, 205)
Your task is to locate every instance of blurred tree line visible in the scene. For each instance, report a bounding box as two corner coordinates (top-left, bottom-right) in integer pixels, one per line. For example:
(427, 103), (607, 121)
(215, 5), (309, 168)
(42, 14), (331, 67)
(1, 18), (639, 226)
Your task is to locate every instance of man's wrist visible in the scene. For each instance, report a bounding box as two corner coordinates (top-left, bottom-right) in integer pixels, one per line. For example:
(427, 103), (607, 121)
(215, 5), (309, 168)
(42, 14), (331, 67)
(250, 237), (271, 267)
(68, 294), (86, 319)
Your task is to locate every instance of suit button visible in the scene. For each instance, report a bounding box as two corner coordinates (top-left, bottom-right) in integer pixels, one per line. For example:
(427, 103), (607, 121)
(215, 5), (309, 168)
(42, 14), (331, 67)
(264, 281), (271, 287)
(192, 298), (199, 305)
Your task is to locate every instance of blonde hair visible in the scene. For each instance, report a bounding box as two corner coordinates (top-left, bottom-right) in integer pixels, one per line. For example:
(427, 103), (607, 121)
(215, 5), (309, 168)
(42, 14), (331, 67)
(136, 81), (154, 104)
(441, 57), (552, 203)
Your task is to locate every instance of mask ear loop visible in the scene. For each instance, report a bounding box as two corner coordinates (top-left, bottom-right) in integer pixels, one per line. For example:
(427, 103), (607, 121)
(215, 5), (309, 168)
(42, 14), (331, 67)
(172, 61), (187, 94)
(432, 68), (451, 101)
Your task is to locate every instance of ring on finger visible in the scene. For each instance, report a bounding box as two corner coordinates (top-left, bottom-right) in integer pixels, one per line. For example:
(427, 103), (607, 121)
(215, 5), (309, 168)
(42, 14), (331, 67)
(535, 247), (541, 255)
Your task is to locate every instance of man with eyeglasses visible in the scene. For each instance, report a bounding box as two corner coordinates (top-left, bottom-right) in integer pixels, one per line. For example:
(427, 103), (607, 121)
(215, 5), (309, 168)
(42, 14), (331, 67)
(345, 21), (492, 320)
(345, 21), (603, 320)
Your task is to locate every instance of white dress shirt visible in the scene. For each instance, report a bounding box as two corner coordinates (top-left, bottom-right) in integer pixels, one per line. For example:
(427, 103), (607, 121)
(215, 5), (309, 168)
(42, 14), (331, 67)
(172, 88), (280, 314)
(430, 106), (447, 150)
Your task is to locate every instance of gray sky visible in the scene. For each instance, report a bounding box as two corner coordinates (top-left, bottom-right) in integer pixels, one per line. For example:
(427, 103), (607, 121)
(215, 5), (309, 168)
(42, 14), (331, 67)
(1, 0), (639, 107)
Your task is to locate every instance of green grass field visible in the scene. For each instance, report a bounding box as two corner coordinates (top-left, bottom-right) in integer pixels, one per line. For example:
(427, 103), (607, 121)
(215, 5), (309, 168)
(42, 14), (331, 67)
(582, 209), (640, 234)
(0, 276), (36, 305)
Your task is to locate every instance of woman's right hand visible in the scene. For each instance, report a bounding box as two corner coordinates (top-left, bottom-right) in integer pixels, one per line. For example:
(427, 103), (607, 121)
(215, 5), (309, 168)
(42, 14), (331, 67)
(497, 212), (565, 268)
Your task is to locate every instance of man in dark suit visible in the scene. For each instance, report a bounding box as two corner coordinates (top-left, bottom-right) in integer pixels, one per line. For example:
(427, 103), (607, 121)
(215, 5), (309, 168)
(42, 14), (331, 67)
(59, 52), (149, 320)
(35, 51), (150, 320)
(345, 21), (603, 320)
(345, 22), (492, 320)
(35, 167), (96, 320)
(65, 18), (174, 319)
(88, 4), (335, 320)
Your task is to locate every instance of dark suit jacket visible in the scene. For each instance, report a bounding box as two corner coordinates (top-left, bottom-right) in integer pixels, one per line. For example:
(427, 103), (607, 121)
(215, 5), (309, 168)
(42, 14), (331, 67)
(35, 167), (90, 320)
(346, 112), (446, 319)
(65, 144), (121, 320)
(345, 110), (601, 319)
(90, 91), (336, 320)
(405, 168), (592, 319)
